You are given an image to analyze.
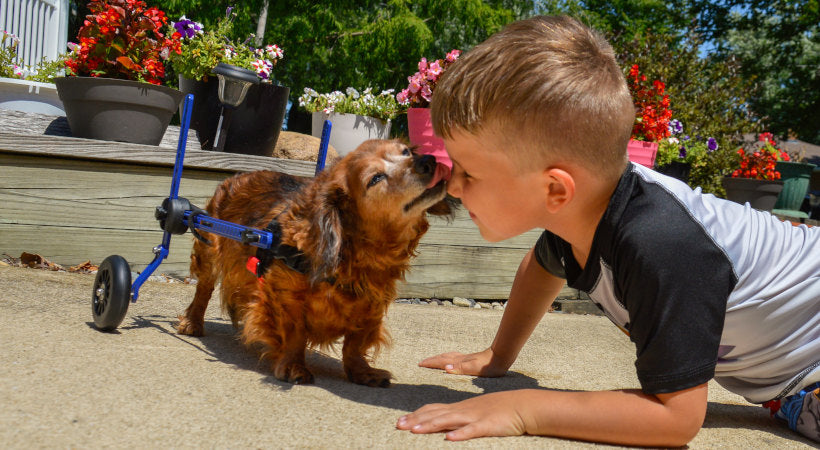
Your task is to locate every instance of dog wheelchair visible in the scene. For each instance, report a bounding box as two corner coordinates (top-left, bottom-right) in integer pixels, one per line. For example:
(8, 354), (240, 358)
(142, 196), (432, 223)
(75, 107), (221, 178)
(90, 94), (332, 331)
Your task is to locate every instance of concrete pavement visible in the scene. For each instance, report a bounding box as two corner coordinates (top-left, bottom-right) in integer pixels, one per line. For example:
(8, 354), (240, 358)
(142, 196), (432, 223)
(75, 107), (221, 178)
(0, 265), (814, 448)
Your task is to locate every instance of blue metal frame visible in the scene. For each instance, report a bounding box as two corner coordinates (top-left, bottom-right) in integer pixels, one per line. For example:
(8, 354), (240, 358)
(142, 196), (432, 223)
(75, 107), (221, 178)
(128, 94), (331, 302)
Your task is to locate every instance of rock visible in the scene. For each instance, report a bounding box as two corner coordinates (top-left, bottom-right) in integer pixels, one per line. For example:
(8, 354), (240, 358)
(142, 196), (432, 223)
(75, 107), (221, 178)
(272, 131), (340, 162)
(479, 302), (492, 309)
(442, 300), (453, 307)
(453, 297), (475, 308)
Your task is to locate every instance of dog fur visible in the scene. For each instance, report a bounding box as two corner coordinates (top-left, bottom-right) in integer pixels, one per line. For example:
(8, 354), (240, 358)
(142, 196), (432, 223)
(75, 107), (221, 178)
(176, 139), (450, 387)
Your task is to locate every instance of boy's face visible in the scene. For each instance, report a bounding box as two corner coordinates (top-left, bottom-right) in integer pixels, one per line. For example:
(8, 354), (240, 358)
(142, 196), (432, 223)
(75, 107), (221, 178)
(445, 129), (549, 242)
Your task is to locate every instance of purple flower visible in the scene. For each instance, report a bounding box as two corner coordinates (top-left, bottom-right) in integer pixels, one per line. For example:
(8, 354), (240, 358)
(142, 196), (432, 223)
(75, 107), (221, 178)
(668, 119), (683, 135)
(678, 147), (687, 159)
(173, 16), (202, 39)
(707, 137), (718, 152)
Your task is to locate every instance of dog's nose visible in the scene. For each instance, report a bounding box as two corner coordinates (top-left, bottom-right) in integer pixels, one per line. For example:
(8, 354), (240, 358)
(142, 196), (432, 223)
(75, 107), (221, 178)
(414, 154), (436, 176)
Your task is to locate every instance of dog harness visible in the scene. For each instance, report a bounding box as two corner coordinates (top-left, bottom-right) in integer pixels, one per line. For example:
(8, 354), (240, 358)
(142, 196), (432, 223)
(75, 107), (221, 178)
(246, 219), (311, 280)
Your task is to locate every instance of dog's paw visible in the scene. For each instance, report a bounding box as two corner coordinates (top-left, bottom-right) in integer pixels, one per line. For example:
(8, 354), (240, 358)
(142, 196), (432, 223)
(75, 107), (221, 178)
(345, 366), (392, 388)
(176, 315), (204, 336)
(274, 362), (315, 385)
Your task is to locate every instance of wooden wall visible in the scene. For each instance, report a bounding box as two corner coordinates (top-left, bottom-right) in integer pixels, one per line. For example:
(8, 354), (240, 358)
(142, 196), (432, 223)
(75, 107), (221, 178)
(0, 133), (542, 299)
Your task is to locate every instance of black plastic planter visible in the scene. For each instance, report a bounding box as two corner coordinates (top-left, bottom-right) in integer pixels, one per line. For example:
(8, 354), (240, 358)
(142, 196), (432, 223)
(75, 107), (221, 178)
(54, 77), (184, 146)
(178, 76), (289, 156)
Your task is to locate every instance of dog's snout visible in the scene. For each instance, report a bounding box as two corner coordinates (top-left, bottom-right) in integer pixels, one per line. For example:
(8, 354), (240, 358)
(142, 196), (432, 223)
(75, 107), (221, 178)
(414, 154), (436, 175)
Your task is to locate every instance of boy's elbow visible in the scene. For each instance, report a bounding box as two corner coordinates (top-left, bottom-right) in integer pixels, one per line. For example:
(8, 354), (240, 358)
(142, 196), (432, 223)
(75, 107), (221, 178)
(655, 384), (708, 446)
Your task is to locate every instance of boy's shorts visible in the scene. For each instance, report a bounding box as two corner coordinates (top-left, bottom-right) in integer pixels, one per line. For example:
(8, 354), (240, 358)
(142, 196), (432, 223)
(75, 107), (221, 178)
(765, 382), (820, 442)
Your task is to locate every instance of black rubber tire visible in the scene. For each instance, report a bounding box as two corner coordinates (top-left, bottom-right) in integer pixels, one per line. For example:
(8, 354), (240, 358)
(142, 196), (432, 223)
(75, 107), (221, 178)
(92, 255), (131, 331)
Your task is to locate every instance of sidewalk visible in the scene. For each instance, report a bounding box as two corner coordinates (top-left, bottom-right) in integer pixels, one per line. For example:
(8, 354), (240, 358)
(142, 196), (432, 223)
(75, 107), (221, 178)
(0, 265), (813, 448)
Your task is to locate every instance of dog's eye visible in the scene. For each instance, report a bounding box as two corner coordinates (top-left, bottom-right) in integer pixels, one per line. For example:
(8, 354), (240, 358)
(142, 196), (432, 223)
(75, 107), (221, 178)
(402, 147), (411, 156)
(367, 173), (386, 188)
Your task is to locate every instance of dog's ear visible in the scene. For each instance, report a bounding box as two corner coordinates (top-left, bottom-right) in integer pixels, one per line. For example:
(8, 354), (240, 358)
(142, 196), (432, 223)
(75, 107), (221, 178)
(309, 185), (349, 284)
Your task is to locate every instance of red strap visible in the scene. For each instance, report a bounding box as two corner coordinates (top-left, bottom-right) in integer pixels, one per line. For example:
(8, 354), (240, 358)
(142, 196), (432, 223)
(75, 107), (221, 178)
(762, 399), (781, 416)
(246, 256), (260, 277)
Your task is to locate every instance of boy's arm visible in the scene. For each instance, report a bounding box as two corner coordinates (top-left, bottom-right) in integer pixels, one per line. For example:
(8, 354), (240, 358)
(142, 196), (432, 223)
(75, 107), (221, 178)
(419, 247), (564, 376)
(397, 382), (708, 446)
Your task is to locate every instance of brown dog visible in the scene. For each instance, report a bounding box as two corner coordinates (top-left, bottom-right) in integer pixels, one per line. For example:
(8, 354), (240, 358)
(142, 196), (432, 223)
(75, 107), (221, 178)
(176, 139), (450, 387)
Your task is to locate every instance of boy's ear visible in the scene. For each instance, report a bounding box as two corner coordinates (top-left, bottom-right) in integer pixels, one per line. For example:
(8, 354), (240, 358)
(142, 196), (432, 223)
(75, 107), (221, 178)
(542, 167), (575, 213)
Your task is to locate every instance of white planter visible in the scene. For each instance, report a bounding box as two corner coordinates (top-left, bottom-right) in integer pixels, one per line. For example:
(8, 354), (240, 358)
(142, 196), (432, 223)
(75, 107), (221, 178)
(311, 112), (391, 156)
(0, 77), (65, 115)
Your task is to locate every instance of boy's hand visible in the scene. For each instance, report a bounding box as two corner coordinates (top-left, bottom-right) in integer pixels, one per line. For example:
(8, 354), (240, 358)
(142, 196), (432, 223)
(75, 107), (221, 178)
(396, 390), (528, 440)
(419, 348), (508, 377)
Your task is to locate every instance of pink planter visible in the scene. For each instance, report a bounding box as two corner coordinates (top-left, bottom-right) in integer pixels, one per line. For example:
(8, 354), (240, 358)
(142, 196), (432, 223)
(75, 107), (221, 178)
(407, 107), (452, 174)
(627, 140), (658, 168)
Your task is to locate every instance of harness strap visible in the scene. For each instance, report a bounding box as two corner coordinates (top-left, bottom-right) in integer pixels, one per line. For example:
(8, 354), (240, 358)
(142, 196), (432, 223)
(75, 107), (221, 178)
(247, 218), (312, 279)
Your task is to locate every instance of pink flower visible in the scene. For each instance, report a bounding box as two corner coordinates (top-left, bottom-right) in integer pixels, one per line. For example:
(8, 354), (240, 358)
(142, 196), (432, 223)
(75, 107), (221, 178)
(408, 74), (423, 94)
(418, 57), (428, 72)
(420, 84), (433, 102)
(396, 89), (409, 105)
(427, 61), (442, 80)
(445, 49), (461, 62)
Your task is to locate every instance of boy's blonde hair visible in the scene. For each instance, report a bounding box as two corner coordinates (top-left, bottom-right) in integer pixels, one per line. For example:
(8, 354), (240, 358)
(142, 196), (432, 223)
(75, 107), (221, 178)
(431, 15), (634, 179)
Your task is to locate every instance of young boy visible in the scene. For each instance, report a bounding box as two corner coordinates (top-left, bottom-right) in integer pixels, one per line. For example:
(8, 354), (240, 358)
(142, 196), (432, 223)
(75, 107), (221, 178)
(395, 15), (820, 446)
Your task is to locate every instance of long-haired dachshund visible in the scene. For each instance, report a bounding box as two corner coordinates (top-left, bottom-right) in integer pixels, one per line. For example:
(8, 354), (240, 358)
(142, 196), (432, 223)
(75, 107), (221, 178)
(176, 139), (451, 387)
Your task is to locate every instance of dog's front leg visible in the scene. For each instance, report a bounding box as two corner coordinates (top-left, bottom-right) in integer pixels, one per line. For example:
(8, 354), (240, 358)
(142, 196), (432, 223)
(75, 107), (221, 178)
(342, 329), (392, 388)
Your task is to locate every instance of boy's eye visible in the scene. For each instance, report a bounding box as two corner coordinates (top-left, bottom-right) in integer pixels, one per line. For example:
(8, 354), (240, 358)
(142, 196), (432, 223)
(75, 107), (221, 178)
(367, 173), (387, 188)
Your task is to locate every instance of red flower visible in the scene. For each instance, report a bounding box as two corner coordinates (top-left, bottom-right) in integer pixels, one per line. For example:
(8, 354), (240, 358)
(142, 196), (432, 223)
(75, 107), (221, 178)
(627, 64), (672, 142)
(730, 134), (789, 180)
(64, 0), (179, 84)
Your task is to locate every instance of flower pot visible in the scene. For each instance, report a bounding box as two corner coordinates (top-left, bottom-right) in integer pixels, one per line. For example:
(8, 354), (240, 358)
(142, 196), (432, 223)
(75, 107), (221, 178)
(54, 77), (183, 146)
(772, 161), (816, 213)
(178, 76), (289, 156)
(627, 140), (658, 168)
(655, 161), (691, 183)
(0, 77), (64, 115)
(310, 111), (391, 156)
(407, 107), (448, 162)
(722, 177), (784, 212)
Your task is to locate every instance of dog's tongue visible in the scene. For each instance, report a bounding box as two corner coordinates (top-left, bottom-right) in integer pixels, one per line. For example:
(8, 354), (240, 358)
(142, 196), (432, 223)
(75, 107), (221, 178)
(417, 146), (452, 189)
(426, 163), (451, 189)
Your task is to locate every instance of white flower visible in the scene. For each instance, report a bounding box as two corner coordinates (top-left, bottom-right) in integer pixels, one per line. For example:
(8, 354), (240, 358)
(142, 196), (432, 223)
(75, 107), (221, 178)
(346, 87), (360, 99)
(667, 137), (680, 145)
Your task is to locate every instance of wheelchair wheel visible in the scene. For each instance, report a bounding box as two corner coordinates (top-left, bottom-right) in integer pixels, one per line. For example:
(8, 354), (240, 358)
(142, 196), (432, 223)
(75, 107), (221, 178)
(92, 255), (131, 331)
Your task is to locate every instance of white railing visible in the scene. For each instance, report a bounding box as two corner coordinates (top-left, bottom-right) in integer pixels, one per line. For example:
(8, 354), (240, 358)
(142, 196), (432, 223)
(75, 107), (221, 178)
(0, 0), (68, 67)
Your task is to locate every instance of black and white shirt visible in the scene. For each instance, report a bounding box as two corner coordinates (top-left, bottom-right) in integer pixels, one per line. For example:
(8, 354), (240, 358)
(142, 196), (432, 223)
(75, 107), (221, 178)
(534, 163), (820, 403)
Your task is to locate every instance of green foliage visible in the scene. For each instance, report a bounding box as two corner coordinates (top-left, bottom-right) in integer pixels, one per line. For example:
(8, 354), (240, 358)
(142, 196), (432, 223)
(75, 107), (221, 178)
(613, 32), (759, 195)
(1, 31), (67, 82)
(167, 12), (283, 83)
(686, 1), (820, 144)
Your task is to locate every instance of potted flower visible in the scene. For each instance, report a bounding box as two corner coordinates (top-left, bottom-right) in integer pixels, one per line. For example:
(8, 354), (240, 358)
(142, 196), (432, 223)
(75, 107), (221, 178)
(626, 64), (672, 167)
(54, 0), (184, 145)
(299, 87), (398, 156)
(0, 31), (67, 115)
(722, 132), (789, 211)
(655, 119), (719, 183)
(766, 133), (818, 217)
(397, 49), (460, 177)
(168, 9), (288, 156)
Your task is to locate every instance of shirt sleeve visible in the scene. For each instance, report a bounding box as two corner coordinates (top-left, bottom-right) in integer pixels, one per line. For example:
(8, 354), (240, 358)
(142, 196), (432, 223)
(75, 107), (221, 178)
(533, 231), (567, 279)
(613, 216), (735, 395)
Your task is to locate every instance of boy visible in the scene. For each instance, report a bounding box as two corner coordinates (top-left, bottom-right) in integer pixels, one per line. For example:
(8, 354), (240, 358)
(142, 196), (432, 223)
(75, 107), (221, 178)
(395, 15), (820, 446)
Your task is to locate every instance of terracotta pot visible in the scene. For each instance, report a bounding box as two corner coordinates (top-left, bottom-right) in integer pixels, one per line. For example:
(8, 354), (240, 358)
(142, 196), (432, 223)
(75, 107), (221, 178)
(55, 76), (183, 146)
(722, 177), (784, 211)
(627, 140), (658, 168)
(310, 112), (390, 156)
